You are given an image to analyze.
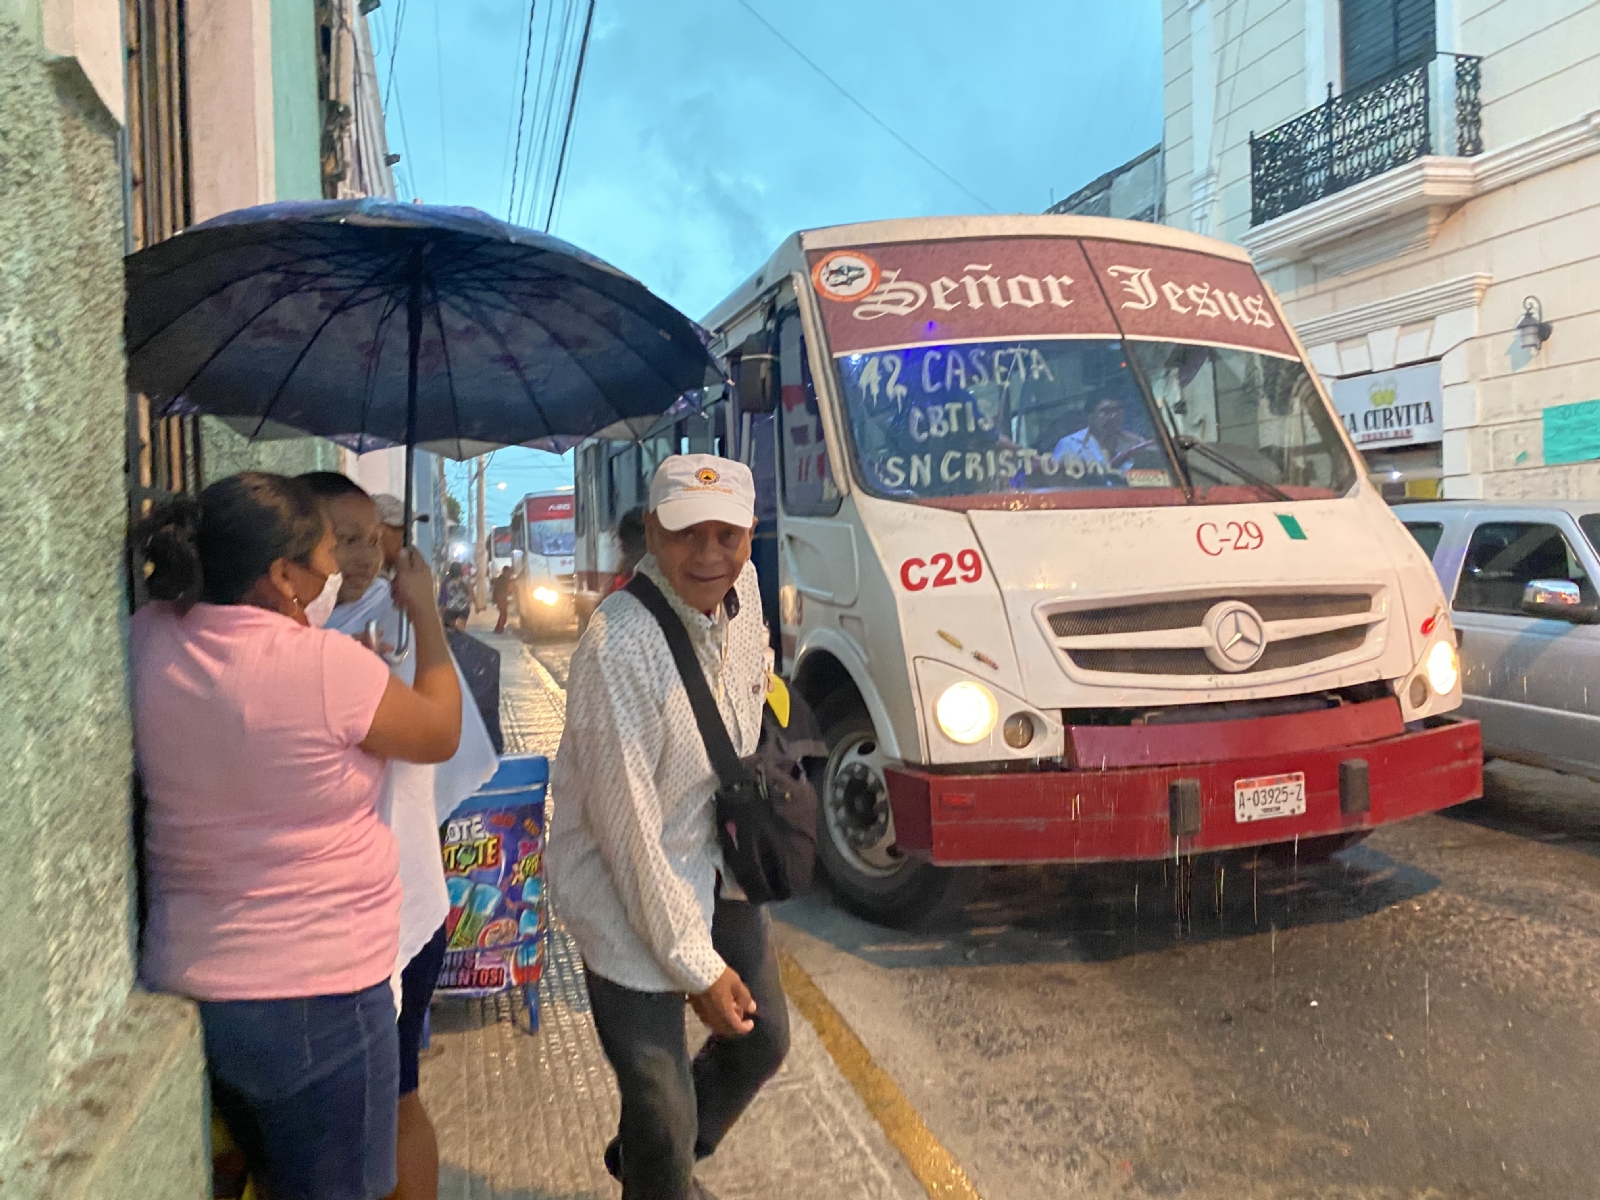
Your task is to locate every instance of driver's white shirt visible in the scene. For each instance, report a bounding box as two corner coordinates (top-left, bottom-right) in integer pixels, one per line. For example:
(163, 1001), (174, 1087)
(1053, 427), (1141, 468)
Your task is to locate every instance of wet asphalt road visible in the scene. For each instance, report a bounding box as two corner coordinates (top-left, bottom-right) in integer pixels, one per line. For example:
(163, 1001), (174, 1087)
(526, 632), (1600, 1199)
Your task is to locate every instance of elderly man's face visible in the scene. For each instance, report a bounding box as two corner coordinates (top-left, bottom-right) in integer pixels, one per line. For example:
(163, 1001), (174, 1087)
(646, 512), (754, 615)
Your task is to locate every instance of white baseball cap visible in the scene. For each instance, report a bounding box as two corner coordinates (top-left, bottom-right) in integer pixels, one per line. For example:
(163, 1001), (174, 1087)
(649, 454), (756, 532)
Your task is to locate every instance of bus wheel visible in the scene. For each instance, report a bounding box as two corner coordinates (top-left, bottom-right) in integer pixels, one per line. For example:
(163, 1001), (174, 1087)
(813, 700), (978, 929)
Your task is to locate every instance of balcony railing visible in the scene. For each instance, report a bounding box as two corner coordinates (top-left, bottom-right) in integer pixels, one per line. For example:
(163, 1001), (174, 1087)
(1249, 53), (1483, 226)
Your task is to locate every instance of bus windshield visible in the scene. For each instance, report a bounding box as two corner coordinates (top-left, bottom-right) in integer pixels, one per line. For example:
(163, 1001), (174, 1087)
(836, 338), (1356, 509)
(527, 519), (574, 556)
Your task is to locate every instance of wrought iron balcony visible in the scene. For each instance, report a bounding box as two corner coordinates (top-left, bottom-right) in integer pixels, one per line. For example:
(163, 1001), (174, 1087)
(1249, 53), (1483, 226)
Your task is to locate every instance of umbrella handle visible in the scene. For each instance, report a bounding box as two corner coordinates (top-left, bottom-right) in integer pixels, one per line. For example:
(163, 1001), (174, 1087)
(365, 617), (413, 667)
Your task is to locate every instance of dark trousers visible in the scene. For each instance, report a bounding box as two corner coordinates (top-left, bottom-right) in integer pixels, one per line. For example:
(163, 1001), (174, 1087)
(585, 895), (790, 1200)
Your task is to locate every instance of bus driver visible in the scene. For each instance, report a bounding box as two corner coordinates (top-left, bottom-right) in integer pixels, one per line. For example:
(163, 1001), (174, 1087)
(1054, 396), (1152, 471)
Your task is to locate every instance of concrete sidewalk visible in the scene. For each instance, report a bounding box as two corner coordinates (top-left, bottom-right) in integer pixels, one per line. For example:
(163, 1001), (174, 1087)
(420, 623), (923, 1200)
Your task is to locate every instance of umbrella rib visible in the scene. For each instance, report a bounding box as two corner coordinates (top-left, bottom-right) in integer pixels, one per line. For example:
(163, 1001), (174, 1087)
(127, 237), (388, 358)
(435, 289), (567, 439)
(426, 275), (467, 460)
(155, 270), (368, 409)
(453, 267), (705, 398)
(246, 252), (410, 440)
(353, 290), (405, 455)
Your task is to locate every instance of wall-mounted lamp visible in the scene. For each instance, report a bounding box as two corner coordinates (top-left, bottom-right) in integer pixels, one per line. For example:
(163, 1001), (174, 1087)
(384, 153), (402, 167)
(1516, 296), (1552, 354)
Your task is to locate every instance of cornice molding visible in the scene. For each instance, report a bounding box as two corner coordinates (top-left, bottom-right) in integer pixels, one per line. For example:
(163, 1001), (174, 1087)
(1292, 273), (1492, 347)
(1241, 109), (1600, 269)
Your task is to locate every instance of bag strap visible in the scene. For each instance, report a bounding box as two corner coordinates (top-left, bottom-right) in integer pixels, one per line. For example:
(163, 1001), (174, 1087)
(626, 574), (747, 790)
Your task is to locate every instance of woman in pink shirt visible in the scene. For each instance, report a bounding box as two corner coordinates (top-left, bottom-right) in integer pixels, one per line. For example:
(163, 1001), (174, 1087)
(129, 472), (462, 1200)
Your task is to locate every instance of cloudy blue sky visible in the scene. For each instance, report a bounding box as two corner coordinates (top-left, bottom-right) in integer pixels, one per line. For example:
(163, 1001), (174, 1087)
(370, 0), (1163, 526)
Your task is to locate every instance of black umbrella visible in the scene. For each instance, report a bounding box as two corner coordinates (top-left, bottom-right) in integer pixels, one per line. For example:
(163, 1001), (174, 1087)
(125, 198), (722, 533)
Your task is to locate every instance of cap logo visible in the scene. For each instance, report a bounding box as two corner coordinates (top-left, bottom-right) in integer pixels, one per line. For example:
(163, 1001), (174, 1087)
(696, 467), (720, 485)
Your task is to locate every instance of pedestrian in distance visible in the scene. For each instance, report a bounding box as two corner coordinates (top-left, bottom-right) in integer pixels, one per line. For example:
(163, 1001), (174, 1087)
(127, 472), (462, 1200)
(301, 472), (501, 1200)
(439, 562), (471, 617)
(491, 565), (515, 634)
(548, 455), (789, 1200)
(442, 596), (506, 756)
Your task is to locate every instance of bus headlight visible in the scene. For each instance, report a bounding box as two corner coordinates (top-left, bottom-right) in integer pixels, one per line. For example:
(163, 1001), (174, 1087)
(533, 586), (560, 606)
(935, 681), (998, 744)
(1424, 639), (1459, 695)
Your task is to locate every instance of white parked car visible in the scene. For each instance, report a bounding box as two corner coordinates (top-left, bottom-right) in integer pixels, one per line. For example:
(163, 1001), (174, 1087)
(1398, 501), (1600, 780)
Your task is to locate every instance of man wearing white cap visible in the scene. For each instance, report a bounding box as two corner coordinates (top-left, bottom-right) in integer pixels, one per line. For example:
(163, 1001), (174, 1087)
(548, 454), (788, 1200)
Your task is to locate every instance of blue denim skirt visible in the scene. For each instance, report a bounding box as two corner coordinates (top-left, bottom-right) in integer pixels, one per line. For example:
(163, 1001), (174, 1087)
(199, 980), (398, 1200)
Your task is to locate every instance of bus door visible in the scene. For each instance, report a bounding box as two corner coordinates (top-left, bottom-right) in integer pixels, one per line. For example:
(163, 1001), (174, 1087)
(733, 336), (781, 658)
(774, 302), (844, 669)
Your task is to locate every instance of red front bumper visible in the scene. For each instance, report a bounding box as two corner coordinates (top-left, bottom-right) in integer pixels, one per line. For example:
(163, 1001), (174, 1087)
(885, 702), (1482, 865)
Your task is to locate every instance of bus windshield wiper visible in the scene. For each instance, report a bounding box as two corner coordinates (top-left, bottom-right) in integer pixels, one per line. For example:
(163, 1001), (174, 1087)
(1173, 436), (1294, 503)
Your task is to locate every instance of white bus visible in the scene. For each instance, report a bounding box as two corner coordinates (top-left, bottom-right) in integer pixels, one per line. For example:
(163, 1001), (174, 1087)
(576, 215), (1482, 926)
(509, 490), (576, 634)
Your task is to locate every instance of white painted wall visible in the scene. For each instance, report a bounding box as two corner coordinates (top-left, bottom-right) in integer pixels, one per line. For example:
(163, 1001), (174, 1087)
(1162, 0), (1600, 499)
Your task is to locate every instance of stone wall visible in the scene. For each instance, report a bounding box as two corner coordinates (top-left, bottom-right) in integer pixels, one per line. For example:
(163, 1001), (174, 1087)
(0, 6), (206, 1195)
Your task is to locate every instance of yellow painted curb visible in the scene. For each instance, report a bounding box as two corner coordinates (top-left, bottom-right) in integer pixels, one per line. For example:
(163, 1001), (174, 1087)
(777, 949), (983, 1200)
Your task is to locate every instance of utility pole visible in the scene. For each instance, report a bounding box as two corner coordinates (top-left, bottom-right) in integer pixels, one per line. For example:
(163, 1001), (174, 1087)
(474, 456), (489, 609)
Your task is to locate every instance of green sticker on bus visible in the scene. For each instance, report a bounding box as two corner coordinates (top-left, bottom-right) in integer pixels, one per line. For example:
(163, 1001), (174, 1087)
(1276, 514), (1307, 540)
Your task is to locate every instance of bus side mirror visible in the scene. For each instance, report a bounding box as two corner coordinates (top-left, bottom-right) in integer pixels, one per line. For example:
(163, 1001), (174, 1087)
(733, 331), (778, 414)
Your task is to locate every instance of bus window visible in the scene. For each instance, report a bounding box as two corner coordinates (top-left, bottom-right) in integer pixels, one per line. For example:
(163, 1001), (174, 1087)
(777, 309), (840, 517)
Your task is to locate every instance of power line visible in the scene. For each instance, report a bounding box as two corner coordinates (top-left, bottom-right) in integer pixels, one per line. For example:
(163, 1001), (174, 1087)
(504, 1), (540, 220)
(544, 0), (595, 230)
(730, 0), (998, 213)
(522, 0), (578, 228)
(381, 0), (408, 109)
(516, 0), (565, 226)
(499, 1), (538, 214)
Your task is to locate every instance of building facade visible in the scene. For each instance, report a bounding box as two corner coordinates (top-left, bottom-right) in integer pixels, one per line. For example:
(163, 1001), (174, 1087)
(2, 0), (404, 1193)
(1159, 0), (1600, 499)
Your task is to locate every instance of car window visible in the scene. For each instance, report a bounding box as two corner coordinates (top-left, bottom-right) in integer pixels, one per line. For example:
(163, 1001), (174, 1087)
(1580, 513), (1600, 557)
(1402, 521), (1444, 560)
(1455, 522), (1596, 615)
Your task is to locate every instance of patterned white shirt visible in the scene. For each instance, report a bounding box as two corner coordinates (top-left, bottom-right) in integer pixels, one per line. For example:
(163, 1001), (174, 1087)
(547, 555), (767, 994)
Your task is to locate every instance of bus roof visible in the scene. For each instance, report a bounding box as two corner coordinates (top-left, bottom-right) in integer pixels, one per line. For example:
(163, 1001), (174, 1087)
(699, 215), (1258, 340)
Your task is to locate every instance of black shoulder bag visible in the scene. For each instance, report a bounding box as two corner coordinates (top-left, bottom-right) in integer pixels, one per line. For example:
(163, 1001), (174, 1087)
(626, 574), (819, 905)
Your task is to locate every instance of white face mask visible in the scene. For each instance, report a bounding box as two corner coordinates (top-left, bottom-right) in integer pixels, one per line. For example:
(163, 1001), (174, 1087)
(304, 571), (343, 628)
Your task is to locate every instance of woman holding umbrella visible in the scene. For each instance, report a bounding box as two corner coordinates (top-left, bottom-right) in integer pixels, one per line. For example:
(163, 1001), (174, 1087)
(128, 472), (463, 1200)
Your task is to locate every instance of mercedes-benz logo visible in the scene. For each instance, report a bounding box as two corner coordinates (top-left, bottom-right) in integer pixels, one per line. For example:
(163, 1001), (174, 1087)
(1203, 601), (1267, 672)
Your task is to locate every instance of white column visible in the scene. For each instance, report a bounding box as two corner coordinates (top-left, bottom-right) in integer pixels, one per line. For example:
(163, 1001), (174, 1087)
(1188, 0), (1217, 235)
(1303, 0), (1340, 109)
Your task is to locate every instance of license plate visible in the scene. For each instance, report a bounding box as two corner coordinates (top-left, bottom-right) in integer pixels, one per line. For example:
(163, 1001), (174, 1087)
(1233, 772), (1307, 823)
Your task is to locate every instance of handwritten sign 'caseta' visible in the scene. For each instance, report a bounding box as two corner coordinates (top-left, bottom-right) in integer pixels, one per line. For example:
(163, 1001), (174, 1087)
(808, 237), (1297, 361)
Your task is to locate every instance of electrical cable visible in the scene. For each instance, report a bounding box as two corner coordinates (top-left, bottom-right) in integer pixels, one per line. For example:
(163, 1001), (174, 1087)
(730, 0), (997, 212)
(505, 1), (540, 220)
(381, 0), (408, 109)
(523, 0), (579, 228)
(516, 0), (565, 226)
(544, 0), (595, 231)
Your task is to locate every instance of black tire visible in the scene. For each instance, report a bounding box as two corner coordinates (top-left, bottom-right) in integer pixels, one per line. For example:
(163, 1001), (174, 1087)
(812, 695), (980, 929)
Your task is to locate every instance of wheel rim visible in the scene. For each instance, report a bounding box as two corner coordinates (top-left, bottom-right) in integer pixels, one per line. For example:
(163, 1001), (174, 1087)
(822, 729), (906, 877)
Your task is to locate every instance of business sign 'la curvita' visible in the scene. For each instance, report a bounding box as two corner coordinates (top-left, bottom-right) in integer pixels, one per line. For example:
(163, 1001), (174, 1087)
(1328, 360), (1444, 448)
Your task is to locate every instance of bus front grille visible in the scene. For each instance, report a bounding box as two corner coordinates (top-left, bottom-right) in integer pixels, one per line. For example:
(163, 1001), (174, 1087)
(1044, 590), (1384, 680)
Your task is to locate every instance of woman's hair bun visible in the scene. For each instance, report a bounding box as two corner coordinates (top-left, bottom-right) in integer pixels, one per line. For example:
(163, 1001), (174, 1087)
(131, 495), (203, 607)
